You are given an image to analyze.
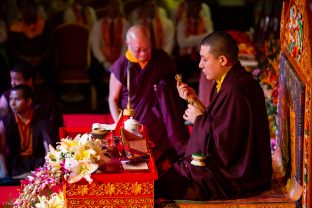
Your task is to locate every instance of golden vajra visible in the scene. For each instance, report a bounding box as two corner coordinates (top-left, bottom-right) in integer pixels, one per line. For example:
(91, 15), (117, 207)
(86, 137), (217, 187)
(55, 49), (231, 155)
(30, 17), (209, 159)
(175, 74), (205, 112)
(175, 74), (182, 82)
(175, 74), (195, 105)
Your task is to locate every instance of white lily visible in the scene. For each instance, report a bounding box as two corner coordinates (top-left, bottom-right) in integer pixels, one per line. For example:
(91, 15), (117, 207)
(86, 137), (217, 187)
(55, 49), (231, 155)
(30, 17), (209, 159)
(65, 159), (98, 184)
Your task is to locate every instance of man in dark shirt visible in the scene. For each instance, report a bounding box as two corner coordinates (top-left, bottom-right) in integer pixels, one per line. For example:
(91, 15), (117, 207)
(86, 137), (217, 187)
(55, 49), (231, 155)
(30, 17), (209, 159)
(0, 61), (63, 143)
(155, 31), (272, 200)
(0, 85), (56, 179)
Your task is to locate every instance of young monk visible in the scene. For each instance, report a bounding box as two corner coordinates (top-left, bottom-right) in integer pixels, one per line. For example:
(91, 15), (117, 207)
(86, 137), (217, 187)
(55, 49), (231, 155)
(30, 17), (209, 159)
(155, 31), (272, 200)
(0, 85), (57, 179)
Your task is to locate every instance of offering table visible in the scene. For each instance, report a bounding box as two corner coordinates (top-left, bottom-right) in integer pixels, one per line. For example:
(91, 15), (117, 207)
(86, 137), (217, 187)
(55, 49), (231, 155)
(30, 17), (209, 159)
(59, 127), (158, 208)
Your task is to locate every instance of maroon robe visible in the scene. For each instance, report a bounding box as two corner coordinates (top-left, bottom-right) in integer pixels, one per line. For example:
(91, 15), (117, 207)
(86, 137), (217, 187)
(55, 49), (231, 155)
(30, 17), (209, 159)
(155, 62), (272, 200)
(3, 107), (56, 177)
(110, 49), (189, 164)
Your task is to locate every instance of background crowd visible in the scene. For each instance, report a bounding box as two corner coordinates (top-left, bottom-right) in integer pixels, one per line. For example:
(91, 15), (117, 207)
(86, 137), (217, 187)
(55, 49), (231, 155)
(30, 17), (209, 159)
(0, 0), (280, 113)
(0, 0), (282, 188)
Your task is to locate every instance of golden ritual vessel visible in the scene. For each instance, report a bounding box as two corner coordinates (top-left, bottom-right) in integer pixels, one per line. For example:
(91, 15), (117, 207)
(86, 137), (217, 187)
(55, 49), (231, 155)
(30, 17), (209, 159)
(175, 74), (205, 112)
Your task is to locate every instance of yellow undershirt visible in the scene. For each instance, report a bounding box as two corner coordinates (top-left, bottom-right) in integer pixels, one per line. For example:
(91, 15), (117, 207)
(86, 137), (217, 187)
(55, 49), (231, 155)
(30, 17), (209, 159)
(216, 72), (227, 92)
(125, 50), (149, 69)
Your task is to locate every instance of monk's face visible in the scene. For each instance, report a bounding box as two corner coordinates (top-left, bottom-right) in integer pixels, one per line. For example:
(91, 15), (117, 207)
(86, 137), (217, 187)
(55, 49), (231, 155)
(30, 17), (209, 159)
(199, 45), (225, 81)
(9, 89), (31, 114)
(10, 71), (32, 87)
(127, 35), (151, 62)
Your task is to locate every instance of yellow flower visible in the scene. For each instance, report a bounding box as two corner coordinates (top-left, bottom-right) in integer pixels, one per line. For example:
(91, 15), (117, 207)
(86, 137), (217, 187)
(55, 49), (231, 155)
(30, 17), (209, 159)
(46, 145), (62, 171)
(47, 145), (60, 161)
(73, 146), (96, 161)
(59, 137), (80, 153)
(35, 192), (64, 208)
(15, 133), (111, 207)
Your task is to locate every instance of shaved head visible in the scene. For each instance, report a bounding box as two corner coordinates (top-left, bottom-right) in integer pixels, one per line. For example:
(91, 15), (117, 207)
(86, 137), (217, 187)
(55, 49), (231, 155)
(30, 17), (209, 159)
(126, 25), (150, 43)
(126, 25), (152, 62)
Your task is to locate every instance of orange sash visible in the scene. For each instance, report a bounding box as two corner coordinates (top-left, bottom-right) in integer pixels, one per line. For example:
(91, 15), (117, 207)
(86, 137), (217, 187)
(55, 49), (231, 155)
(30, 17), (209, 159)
(73, 5), (87, 25)
(138, 7), (164, 49)
(102, 17), (123, 63)
(185, 17), (206, 36)
(15, 113), (33, 156)
(176, 1), (186, 22)
(125, 50), (149, 69)
(142, 16), (163, 49)
(180, 16), (206, 58)
(10, 15), (45, 39)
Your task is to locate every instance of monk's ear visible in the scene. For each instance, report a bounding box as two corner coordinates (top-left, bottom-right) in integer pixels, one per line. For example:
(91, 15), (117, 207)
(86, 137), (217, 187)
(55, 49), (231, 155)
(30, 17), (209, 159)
(218, 55), (228, 66)
(26, 97), (32, 106)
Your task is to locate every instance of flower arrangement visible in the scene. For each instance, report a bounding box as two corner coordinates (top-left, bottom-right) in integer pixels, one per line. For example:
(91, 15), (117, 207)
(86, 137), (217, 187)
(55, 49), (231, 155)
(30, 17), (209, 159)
(252, 37), (280, 154)
(13, 133), (110, 208)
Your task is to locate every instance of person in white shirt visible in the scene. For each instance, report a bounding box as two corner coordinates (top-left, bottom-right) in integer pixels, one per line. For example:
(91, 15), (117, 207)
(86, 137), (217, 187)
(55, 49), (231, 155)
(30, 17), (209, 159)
(63, 0), (97, 30)
(133, 0), (175, 56)
(176, 0), (214, 81)
(89, 0), (129, 98)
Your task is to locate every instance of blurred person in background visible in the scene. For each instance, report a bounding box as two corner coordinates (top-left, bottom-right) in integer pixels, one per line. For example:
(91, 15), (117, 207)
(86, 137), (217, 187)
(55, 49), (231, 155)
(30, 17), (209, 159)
(0, 62), (63, 143)
(133, 0), (175, 56)
(175, 0), (213, 83)
(7, 0), (56, 93)
(0, 85), (58, 181)
(63, 0), (97, 30)
(89, 0), (130, 100)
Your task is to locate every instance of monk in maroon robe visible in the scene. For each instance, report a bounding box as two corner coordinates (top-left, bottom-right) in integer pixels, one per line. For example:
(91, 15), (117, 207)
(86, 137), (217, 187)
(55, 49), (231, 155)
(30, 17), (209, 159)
(108, 25), (189, 168)
(155, 31), (272, 200)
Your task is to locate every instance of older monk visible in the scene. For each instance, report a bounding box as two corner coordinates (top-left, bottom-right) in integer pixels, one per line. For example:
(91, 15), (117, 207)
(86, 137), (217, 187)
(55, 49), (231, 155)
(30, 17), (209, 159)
(108, 25), (189, 170)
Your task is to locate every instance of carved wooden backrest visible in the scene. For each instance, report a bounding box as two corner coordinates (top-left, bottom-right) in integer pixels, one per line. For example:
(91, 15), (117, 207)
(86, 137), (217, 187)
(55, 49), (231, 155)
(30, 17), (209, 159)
(279, 0), (312, 207)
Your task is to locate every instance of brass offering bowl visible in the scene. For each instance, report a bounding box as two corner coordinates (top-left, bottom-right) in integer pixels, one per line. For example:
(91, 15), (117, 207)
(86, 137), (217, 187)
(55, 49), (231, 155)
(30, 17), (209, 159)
(91, 129), (108, 139)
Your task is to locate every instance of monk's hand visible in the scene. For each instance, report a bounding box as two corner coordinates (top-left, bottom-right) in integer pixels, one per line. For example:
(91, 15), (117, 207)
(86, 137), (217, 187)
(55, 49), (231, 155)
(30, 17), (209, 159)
(183, 104), (203, 124)
(177, 82), (196, 101)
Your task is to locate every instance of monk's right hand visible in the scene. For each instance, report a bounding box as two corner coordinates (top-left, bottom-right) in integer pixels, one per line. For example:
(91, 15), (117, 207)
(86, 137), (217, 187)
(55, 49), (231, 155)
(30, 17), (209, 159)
(177, 82), (196, 100)
(183, 104), (203, 124)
